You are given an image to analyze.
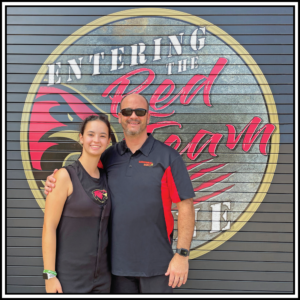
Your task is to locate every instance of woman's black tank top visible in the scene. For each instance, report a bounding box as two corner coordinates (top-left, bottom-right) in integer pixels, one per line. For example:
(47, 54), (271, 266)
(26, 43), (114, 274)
(55, 160), (111, 293)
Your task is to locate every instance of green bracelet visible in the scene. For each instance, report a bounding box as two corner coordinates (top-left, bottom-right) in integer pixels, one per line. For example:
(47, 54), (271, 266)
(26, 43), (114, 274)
(43, 270), (57, 276)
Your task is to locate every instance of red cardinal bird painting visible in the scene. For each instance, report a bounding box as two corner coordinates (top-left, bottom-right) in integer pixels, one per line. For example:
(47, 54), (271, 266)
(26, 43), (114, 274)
(27, 84), (117, 199)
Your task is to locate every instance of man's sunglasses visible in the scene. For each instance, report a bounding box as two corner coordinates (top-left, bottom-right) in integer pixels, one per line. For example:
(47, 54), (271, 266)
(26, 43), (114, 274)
(120, 108), (148, 117)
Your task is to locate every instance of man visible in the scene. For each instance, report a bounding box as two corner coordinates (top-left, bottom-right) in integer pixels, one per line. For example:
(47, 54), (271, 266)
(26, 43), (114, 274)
(44, 93), (195, 293)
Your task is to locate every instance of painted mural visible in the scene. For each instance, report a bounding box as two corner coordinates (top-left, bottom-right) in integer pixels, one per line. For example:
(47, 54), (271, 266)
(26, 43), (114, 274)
(20, 8), (279, 258)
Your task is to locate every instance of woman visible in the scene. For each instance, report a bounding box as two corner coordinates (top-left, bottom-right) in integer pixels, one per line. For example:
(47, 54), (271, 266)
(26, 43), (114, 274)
(42, 115), (112, 293)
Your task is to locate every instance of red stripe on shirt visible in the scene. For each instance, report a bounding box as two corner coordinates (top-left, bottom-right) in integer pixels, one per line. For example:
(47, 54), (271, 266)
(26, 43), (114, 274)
(161, 166), (181, 243)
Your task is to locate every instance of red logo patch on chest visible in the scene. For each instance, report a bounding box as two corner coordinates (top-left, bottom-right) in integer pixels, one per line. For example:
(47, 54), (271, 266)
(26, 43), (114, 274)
(92, 189), (108, 203)
(139, 161), (153, 167)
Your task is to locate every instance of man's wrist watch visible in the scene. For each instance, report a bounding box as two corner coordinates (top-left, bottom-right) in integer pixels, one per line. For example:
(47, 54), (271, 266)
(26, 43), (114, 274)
(176, 248), (190, 257)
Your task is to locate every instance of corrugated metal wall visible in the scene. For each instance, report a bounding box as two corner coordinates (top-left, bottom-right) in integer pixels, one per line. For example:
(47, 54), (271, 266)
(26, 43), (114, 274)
(6, 6), (294, 294)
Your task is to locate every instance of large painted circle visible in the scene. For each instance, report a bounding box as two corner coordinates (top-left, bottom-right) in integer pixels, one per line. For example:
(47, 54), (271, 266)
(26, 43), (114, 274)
(20, 8), (279, 258)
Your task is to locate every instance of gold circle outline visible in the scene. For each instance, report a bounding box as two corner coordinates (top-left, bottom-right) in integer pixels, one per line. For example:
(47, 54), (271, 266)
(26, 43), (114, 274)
(20, 8), (279, 256)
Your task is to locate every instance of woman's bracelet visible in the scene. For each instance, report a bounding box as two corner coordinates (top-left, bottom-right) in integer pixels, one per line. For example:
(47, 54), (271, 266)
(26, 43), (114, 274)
(43, 270), (57, 276)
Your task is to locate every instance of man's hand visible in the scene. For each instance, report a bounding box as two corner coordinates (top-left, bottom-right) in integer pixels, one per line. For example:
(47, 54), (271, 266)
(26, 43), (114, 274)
(45, 277), (63, 293)
(44, 169), (58, 195)
(165, 253), (189, 288)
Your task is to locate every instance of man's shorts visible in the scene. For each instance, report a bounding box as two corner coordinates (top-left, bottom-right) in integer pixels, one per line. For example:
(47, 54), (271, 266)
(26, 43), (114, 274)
(110, 274), (173, 294)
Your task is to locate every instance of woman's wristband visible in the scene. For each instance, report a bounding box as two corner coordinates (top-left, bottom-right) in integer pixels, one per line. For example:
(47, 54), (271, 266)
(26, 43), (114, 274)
(43, 270), (57, 276)
(43, 270), (57, 279)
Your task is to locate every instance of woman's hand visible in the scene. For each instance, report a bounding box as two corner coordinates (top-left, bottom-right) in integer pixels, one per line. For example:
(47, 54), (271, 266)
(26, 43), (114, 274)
(45, 277), (63, 293)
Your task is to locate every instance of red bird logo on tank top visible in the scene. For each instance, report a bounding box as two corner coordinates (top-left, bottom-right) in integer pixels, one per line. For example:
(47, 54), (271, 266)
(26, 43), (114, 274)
(92, 189), (108, 204)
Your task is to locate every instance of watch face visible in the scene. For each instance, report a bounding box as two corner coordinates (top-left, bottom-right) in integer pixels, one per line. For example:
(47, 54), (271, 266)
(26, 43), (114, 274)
(180, 250), (188, 256)
(177, 249), (189, 256)
(43, 273), (48, 279)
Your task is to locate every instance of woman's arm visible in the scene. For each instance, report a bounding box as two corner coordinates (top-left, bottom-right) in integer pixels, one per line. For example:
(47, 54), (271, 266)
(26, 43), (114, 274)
(42, 168), (72, 293)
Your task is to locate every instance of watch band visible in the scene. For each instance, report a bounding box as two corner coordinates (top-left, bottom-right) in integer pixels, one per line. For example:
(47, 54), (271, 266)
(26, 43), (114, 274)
(43, 273), (56, 280)
(176, 248), (190, 257)
(43, 270), (57, 280)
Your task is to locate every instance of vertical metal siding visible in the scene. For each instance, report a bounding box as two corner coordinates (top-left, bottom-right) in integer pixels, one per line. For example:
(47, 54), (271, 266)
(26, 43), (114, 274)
(6, 6), (294, 294)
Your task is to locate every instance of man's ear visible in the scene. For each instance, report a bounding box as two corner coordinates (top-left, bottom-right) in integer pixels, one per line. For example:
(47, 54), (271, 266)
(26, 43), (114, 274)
(118, 113), (121, 124)
(147, 111), (151, 124)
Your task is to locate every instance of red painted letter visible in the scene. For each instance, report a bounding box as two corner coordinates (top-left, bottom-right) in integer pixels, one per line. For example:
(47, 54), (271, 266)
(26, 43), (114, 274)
(180, 130), (223, 160)
(226, 116), (275, 155)
(102, 68), (155, 118)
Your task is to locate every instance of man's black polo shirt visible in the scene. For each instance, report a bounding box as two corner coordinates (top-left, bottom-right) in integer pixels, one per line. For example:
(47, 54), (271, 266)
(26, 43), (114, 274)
(100, 134), (195, 277)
